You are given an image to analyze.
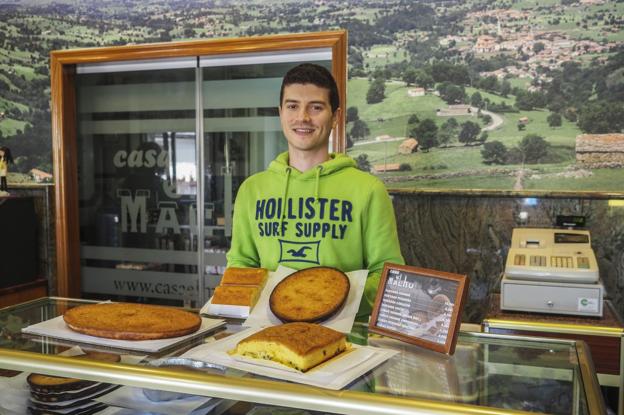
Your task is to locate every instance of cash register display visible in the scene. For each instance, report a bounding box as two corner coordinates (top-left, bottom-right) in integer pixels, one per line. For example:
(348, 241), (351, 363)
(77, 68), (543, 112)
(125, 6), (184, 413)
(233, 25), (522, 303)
(554, 233), (589, 244)
(505, 228), (599, 284)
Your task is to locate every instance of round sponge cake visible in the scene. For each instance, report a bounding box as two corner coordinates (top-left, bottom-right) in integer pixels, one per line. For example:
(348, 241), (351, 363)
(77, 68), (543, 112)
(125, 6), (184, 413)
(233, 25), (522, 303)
(63, 303), (201, 340)
(269, 267), (350, 323)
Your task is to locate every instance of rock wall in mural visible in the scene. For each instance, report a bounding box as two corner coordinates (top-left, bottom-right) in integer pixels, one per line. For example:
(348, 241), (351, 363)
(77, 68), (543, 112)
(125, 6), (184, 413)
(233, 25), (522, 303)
(0, 0), (622, 191)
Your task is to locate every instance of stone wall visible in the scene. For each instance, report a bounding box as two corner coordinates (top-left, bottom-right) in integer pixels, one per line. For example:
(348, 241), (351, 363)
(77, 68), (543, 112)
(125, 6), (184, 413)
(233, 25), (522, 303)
(16, 183), (624, 324)
(390, 190), (624, 322)
(576, 153), (624, 164)
(576, 133), (624, 164)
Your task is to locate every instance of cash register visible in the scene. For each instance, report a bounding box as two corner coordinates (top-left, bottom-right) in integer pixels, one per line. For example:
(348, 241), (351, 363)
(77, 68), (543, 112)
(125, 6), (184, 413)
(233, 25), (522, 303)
(501, 227), (604, 317)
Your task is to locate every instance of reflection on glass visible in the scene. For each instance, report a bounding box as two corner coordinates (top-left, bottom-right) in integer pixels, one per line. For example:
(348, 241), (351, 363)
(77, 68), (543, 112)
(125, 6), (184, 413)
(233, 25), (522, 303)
(76, 67), (199, 305)
(368, 334), (588, 414)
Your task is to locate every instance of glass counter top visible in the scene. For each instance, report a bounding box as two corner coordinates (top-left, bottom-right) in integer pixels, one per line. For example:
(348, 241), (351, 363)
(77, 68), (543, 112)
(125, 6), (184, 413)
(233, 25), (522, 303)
(0, 297), (605, 414)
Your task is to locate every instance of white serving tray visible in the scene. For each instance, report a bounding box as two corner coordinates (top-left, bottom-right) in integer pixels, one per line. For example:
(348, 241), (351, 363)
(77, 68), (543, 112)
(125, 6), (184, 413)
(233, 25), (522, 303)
(181, 327), (398, 390)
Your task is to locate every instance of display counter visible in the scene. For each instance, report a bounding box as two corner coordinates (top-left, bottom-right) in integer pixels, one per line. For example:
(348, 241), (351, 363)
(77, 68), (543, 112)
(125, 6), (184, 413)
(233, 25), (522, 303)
(0, 297), (606, 414)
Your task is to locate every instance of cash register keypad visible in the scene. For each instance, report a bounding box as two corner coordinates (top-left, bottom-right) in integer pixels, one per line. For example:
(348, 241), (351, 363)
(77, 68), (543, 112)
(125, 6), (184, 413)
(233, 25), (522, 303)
(551, 256), (573, 268)
(529, 255), (547, 267)
(513, 254), (526, 266)
(577, 257), (590, 269)
(514, 254), (589, 269)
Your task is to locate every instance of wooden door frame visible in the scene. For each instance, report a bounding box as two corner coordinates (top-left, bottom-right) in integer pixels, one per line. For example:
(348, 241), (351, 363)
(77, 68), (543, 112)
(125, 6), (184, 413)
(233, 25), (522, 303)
(50, 30), (347, 297)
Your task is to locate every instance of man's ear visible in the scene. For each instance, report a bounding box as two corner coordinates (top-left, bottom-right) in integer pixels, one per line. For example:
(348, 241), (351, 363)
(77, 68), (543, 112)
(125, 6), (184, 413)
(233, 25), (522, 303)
(332, 107), (342, 129)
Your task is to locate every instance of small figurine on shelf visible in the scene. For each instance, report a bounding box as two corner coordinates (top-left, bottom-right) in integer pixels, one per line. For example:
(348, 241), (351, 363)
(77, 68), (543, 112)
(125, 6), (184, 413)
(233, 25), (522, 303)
(0, 146), (13, 196)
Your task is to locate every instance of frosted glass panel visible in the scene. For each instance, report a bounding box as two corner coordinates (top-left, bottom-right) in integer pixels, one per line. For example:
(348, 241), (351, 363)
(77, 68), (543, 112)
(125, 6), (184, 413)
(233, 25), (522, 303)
(76, 68), (200, 306)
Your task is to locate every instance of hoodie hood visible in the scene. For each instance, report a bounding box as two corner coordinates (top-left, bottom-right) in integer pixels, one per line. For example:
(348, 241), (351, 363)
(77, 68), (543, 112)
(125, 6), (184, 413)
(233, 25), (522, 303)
(267, 152), (358, 226)
(267, 151), (357, 179)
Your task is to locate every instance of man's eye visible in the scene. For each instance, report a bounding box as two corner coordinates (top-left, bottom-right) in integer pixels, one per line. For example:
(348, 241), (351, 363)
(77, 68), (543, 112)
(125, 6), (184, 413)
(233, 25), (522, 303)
(287, 104), (297, 110)
(312, 106), (323, 111)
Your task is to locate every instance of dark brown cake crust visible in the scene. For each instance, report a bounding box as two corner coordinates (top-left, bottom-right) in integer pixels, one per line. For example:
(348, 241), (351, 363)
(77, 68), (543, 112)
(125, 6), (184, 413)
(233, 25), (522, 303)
(269, 267), (350, 323)
(27, 352), (121, 393)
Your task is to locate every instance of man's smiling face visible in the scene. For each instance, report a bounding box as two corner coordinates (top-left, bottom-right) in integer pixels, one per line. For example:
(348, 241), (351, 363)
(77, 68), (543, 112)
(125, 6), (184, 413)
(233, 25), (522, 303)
(279, 83), (340, 154)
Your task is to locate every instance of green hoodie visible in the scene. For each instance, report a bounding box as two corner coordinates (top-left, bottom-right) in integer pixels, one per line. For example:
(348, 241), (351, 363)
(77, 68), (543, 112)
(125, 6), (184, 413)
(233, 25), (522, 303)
(226, 151), (404, 316)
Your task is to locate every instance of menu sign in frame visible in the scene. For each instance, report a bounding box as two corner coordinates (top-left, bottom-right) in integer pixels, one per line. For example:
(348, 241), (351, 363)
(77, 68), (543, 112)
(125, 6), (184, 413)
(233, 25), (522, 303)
(369, 263), (469, 355)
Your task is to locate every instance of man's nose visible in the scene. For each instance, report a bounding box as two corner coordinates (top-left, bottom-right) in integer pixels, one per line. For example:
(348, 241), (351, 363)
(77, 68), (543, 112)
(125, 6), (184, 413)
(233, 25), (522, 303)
(297, 108), (311, 122)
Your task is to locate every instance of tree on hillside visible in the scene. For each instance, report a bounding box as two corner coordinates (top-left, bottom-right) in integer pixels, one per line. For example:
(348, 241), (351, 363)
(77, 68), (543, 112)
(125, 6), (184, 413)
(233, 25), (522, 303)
(458, 121), (481, 145)
(346, 106), (359, 123)
(437, 82), (466, 104)
(518, 134), (550, 164)
(578, 102), (624, 134)
(403, 68), (417, 86)
(437, 118), (459, 147)
(442, 117), (459, 130)
(533, 42), (545, 54)
(411, 118), (438, 151)
(350, 119), (370, 140)
(366, 78), (386, 104)
(500, 80), (511, 97)
(471, 92), (483, 108)
(479, 75), (499, 92)
(479, 113), (493, 124)
(418, 134), (438, 152)
(516, 90), (546, 111)
(406, 114), (420, 136)
(547, 112), (562, 128)
(481, 141), (508, 165)
(416, 70), (435, 89)
(429, 62), (471, 85)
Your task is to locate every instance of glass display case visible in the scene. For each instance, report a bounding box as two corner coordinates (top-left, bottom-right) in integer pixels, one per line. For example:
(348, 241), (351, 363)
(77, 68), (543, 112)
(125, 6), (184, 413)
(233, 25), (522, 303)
(50, 32), (347, 306)
(0, 298), (606, 414)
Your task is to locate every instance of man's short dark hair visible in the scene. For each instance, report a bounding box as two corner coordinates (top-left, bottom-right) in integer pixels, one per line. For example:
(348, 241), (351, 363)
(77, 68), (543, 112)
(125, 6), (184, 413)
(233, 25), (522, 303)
(279, 63), (340, 113)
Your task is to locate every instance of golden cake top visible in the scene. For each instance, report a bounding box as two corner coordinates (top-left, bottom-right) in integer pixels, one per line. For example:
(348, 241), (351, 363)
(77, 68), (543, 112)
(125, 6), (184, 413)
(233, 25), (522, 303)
(238, 322), (345, 356)
(269, 267), (350, 322)
(63, 302), (201, 340)
(221, 267), (268, 285)
(212, 285), (259, 306)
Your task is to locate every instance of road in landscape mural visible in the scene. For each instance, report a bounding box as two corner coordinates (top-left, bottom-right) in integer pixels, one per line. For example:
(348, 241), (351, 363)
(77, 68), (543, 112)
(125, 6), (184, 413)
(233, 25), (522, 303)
(0, 0), (622, 191)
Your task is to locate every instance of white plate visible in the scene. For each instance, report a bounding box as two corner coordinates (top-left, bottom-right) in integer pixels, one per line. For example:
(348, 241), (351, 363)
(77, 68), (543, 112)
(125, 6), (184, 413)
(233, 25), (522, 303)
(243, 266), (368, 333)
(181, 328), (398, 390)
(22, 316), (225, 353)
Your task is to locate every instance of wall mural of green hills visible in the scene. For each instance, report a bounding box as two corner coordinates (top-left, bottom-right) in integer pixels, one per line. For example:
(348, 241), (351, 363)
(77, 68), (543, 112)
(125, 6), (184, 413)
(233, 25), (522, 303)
(0, 0), (622, 191)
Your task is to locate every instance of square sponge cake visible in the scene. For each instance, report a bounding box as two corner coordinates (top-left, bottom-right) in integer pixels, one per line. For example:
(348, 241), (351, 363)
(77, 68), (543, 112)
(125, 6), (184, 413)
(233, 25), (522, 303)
(212, 285), (260, 307)
(221, 267), (268, 286)
(231, 322), (347, 372)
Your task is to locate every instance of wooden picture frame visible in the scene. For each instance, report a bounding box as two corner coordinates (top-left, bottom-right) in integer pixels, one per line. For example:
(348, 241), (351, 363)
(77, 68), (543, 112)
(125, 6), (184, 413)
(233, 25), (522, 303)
(369, 263), (469, 355)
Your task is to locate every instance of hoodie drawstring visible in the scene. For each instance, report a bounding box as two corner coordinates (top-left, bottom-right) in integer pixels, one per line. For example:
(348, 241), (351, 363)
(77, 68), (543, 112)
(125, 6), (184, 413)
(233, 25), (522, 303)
(314, 165), (323, 204)
(280, 167), (292, 228)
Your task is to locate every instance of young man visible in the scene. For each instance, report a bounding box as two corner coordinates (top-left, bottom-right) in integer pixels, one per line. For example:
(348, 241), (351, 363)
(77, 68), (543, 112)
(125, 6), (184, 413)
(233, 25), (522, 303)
(226, 63), (404, 316)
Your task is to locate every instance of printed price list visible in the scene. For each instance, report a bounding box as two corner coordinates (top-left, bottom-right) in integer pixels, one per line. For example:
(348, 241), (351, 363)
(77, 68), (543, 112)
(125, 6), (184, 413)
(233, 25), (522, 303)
(376, 270), (455, 345)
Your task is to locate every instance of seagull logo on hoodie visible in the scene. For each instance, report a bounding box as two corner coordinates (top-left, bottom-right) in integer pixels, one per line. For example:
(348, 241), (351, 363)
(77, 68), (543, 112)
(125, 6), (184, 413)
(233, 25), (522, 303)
(279, 240), (320, 264)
